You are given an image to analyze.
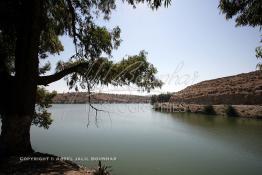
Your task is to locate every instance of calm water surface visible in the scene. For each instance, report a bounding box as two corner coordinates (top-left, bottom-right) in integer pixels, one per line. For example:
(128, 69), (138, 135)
(30, 104), (262, 175)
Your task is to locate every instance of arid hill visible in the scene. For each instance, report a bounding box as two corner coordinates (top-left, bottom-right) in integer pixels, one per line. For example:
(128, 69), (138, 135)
(169, 71), (262, 105)
(52, 92), (150, 104)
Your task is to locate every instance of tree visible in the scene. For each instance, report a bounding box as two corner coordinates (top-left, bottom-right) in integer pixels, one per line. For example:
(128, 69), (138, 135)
(150, 93), (172, 104)
(0, 0), (171, 157)
(255, 46), (262, 70)
(218, 0), (262, 69)
(33, 87), (57, 129)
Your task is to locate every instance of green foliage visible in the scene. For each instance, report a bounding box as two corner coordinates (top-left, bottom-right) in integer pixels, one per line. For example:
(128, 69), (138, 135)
(39, 62), (51, 75)
(150, 93), (172, 104)
(186, 107), (191, 113)
(219, 0), (262, 28)
(94, 161), (112, 175)
(219, 0), (262, 68)
(203, 105), (216, 115)
(0, 0), (171, 83)
(225, 105), (238, 117)
(33, 87), (57, 129)
(45, 1), (166, 93)
(59, 51), (163, 92)
(256, 46), (262, 59)
(256, 64), (262, 70)
(37, 0), (171, 62)
(256, 46), (262, 70)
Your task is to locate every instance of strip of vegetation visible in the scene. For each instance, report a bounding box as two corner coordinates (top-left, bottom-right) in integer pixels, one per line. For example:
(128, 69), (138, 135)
(202, 105), (216, 115)
(150, 93), (172, 104)
(225, 105), (239, 117)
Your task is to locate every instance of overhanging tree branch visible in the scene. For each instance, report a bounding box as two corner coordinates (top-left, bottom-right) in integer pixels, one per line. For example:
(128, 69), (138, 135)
(38, 62), (89, 85)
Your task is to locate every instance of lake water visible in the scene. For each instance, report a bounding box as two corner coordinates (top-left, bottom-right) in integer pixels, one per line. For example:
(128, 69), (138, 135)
(30, 104), (262, 175)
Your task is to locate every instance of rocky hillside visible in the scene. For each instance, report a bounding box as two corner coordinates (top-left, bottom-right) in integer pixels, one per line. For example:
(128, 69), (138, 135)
(53, 92), (150, 104)
(170, 71), (262, 105)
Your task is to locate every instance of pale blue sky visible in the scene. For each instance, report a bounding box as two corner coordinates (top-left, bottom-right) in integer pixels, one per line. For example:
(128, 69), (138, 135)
(45, 0), (261, 94)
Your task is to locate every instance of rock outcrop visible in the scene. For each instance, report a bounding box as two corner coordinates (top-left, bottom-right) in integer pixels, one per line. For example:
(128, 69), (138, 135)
(169, 71), (262, 105)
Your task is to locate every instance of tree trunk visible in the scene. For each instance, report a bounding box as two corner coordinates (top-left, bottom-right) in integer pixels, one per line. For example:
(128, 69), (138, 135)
(0, 115), (33, 158)
(0, 0), (42, 158)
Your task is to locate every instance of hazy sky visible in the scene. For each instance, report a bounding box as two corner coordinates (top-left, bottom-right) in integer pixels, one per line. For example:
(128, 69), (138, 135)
(45, 0), (261, 94)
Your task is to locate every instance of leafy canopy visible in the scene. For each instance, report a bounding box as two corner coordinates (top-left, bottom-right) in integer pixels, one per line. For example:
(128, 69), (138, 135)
(219, 0), (262, 28)
(219, 0), (262, 69)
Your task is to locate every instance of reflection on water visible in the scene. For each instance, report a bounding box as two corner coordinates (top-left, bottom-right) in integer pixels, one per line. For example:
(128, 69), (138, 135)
(3, 104), (262, 175)
(167, 112), (262, 157)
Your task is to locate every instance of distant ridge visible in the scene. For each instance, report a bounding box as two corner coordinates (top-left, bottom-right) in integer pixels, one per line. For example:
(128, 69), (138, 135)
(52, 92), (150, 104)
(169, 71), (262, 105)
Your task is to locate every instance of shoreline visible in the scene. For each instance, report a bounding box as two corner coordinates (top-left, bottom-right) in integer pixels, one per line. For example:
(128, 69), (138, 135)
(52, 102), (150, 104)
(0, 152), (95, 175)
(153, 103), (262, 119)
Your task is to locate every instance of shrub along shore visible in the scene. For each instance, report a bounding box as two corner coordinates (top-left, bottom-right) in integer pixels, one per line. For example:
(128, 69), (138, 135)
(153, 103), (262, 119)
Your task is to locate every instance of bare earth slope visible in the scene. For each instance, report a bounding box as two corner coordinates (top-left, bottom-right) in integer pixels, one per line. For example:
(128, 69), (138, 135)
(170, 71), (262, 105)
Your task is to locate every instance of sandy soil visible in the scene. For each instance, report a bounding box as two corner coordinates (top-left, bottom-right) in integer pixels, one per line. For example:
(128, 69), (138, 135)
(0, 152), (94, 175)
